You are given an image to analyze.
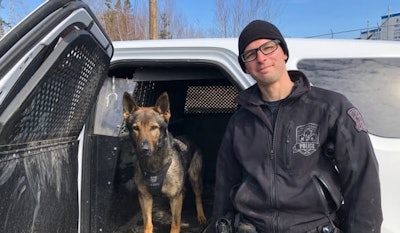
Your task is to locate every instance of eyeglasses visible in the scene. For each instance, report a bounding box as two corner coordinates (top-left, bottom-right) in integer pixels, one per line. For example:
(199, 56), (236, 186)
(241, 40), (281, 63)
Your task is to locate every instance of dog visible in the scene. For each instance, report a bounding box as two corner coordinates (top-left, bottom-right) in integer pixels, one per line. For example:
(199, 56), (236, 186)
(122, 91), (207, 233)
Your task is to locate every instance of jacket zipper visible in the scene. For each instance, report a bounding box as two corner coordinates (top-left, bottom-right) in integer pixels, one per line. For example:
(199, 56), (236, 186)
(270, 147), (278, 233)
(271, 106), (281, 233)
(284, 121), (294, 169)
(270, 99), (292, 233)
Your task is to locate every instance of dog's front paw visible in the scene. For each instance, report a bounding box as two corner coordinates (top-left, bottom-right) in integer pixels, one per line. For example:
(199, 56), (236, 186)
(198, 214), (207, 224)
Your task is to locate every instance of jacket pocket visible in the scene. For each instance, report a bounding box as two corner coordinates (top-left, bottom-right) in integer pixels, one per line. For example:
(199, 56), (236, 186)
(311, 173), (343, 213)
(284, 121), (294, 169)
(232, 176), (268, 215)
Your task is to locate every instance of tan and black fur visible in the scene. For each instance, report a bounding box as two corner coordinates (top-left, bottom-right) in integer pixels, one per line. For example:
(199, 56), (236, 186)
(122, 92), (206, 233)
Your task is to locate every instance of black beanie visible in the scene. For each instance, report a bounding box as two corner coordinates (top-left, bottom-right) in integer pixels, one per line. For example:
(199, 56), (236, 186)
(238, 20), (289, 72)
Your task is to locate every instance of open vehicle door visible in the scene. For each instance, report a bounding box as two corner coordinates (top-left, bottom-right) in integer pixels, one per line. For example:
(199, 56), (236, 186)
(0, 0), (113, 232)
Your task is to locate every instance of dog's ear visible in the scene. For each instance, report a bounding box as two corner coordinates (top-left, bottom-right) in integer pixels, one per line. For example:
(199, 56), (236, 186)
(154, 92), (171, 123)
(122, 92), (138, 121)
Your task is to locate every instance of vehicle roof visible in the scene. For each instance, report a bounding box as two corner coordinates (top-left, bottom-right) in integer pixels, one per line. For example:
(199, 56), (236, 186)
(112, 37), (400, 70)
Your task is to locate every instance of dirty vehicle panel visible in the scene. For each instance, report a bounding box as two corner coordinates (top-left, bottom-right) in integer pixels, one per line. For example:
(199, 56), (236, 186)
(0, 0), (112, 232)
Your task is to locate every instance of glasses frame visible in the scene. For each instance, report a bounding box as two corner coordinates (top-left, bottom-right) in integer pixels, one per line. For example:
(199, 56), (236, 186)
(241, 39), (281, 63)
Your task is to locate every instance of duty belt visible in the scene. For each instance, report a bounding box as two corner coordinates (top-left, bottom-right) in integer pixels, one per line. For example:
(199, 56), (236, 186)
(306, 224), (341, 233)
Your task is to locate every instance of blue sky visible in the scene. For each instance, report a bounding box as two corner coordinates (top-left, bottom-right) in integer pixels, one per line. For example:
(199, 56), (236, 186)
(173, 0), (400, 39)
(2, 0), (400, 39)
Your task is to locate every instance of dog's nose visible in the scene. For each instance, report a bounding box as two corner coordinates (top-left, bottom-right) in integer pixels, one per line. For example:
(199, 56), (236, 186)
(140, 141), (150, 152)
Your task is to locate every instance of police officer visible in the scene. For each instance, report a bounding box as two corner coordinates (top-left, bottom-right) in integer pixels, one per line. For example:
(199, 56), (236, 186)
(211, 20), (383, 233)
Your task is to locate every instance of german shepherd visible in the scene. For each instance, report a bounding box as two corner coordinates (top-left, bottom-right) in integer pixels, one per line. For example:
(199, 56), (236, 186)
(122, 92), (207, 233)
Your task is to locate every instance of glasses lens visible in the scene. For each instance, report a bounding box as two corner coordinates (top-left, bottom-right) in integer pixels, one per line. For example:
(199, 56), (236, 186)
(242, 50), (257, 62)
(260, 41), (278, 56)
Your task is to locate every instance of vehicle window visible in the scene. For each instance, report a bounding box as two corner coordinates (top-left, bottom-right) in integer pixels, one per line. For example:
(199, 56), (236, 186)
(298, 58), (400, 138)
(94, 77), (136, 136)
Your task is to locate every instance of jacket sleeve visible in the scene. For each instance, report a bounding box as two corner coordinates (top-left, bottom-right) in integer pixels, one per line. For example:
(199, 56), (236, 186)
(333, 103), (383, 233)
(211, 116), (243, 220)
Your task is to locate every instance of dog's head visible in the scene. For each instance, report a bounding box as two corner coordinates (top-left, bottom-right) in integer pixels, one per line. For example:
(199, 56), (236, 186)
(122, 92), (171, 156)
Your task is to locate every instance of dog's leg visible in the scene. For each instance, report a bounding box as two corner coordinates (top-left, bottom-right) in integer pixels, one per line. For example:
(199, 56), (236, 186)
(188, 151), (207, 224)
(193, 185), (206, 223)
(138, 193), (153, 233)
(191, 177), (207, 224)
(169, 193), (183, 233)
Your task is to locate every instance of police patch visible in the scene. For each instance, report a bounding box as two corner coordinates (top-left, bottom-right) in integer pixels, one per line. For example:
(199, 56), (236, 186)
(293, 123), (320, 156)
(347, 107), (368, 132)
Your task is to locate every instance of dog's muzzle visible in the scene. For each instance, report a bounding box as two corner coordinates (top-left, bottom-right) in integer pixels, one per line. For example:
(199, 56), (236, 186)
(139, 141), (151, 155)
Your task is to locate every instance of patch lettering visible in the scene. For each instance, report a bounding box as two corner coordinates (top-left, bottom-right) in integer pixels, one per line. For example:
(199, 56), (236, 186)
(293, 123), (320, 156)
(347, 107), (368, 132)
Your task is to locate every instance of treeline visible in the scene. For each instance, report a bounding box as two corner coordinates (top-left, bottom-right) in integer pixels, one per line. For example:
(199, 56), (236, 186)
(1, 0), (282, 40)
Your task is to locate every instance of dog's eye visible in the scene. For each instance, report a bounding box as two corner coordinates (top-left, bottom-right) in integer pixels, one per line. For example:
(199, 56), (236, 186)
(132, 125), (139, 131)
(150, 125), (159, 130)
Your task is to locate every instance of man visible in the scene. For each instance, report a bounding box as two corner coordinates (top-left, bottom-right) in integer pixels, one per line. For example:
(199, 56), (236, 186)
(211, 20), (382, 233)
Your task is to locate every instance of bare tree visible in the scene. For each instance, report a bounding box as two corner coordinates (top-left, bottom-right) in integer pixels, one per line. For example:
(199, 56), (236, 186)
(0, 0), (31, 36)
(215, 0), (229, 37)
(94, 0), (149, 41)
(89, 0), (205, 40)
(159, 12), (172, 39)
(213, 0), (283, 37)
(158, 0), (205, 39)
(0, 0), (5, 37)
(87, 0), (282, 38)
(3, 0), (280, 41)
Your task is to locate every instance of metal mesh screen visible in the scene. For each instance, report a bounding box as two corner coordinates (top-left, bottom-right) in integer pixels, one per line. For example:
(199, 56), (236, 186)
(129, 81), (239, 114)
(1, 31), (110, 144)
(184, 85), (238, 114)
(132, 81), (158, 107)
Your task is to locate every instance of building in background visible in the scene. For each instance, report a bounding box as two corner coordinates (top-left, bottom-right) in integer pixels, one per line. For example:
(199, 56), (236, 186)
(360, 12), (400, 40)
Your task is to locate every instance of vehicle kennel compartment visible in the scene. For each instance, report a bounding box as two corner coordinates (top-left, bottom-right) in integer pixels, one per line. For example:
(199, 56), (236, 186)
(83, 63), (239, 232)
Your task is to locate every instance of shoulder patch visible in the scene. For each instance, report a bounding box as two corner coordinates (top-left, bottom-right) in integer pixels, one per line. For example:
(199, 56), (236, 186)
(347, 107), (368, 132)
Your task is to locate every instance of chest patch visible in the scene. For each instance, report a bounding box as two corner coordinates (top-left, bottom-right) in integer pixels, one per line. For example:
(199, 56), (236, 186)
(293, 123), (320, 156)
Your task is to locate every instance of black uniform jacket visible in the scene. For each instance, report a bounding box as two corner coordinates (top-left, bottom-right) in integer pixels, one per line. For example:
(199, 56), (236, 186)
(212, 71), (382, 233)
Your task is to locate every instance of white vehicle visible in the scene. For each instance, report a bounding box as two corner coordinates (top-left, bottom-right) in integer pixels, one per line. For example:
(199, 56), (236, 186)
(0, 0), (399, 232)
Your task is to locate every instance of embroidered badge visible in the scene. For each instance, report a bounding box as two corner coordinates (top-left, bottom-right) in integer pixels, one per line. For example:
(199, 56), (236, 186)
(293, 123), (320, 156)
(347, 107), (368, 132)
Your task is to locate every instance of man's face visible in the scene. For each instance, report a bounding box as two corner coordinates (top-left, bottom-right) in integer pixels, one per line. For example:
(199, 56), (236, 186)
(243, 39), (288, 86)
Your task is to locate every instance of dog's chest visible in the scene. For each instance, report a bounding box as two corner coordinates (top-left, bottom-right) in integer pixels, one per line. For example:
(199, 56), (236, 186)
(140, 158), (172, 195)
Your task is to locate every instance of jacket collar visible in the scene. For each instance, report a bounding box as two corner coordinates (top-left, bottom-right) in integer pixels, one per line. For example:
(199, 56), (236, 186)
(236, 70), (311, 107)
